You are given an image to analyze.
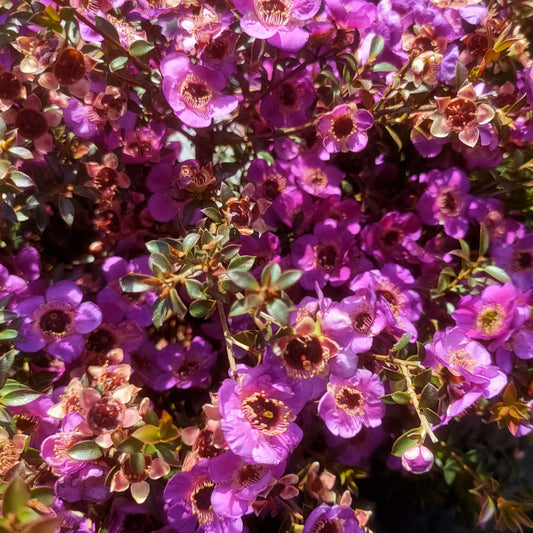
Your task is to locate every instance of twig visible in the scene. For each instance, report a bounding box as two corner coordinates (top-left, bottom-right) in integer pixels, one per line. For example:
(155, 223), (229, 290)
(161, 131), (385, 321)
(217, 300), (238, 379)
(399, 360), (438, 443)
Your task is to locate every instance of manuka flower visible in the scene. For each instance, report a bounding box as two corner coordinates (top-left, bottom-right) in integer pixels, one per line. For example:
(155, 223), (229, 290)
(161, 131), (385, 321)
(164, 460), (243, 533)
(302, 504), (364, 533)
(208, 451), (286, 518)
(234, 0), (322, 51)
(317, 104), (373, 155)
(14, 281), (102, 362)
(218, 364), (305, 465)
(429, 83), (494, 147)
(417, 167), (473, 239)
(318, 369), (385, 438)
(161, 52), (238, 128)
(452, 283), (528, 348)
(492, 234), (533, 291)
(151, 337), (217, 391)
(426, 327), (507, 417)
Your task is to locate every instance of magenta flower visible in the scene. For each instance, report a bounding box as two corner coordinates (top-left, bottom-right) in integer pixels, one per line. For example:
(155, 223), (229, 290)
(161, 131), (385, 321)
(318, 369), (385, 438)
(317, 104), (374, 155)
(218, 364), (305, 465)
(161, 52), (238, 128)
(426, 327), (507, 417)
(417, 167), (473, 239)
(234, 0), (321, 51)
(151, 337), (217, 391)
(208, 451), (285, 518)
(452, 283), (528, 348)
(492, 234), (533, 291)
(401, 445), (434, 475)
(164, 460), (243, 533)
(303, 504), (364, 533)
(14, 281), (102, 362)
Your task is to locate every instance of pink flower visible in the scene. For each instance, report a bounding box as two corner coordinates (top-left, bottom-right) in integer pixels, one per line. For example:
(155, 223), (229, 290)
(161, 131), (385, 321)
(429, 83), (494, 147)
(317, 104), (373, 154)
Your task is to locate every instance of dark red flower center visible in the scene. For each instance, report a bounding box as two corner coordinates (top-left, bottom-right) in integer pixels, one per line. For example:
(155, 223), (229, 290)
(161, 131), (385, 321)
(15, 108), (48, 140)
(438, 189), (460, 216)
(312, 518), (341, 533)
(317, 245), (338, 270)
(255, 0), (291, 26)
(332, 115), (355, 139)
(39, 309), (72, 337)
(0, 71), (23, 101)
(512, 251), (532, 272)
(86, 327), (116, 354)
(87, 396), (125, 434)
(0, 439), (19, 475)
(336, 387), (364, 414)
(14, 413), (38, 434)
(181, 76), (212, 110)
(193, 429), (224, 458)
(444, 97), (477, 132)
(353, 310), (373, 334)
(123, 455), (152, 483)
(95, 167), (119, 191)
(191, 480), (216, 524)
(236, 464), (266, 487)
(53, 48), (86, 86)
(283, 336), (325, 377)
(242, 391), (289, 435)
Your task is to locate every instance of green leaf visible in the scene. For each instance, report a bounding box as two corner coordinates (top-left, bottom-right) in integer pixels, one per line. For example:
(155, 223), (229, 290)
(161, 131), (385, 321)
(26, 518), (60, 533)
(9, 171), (34, 188)
(261, 263), (281, 286)
(9, 146), (34, 160)
(229, 299), (248, 317)
(189, 299), (216, 318)
(228, 255), (255, 272)
(109, 56), (128, 72)
(66, 441), (103, 460)
(0, 351), (15, 389)
(146, 240), (171, 255)
(167, 289), (187, 319)
(131, 425), (160, 443)
(182, 233), (199, 253)
(391, 391), (411, 405)
(201, 207), (222, 222)
(421, 407), (441, 425)
(184, 279), (206, 300)
(0, 329), (17, 341)
(419, 383), (439, 411)
(149, 253), (171, 278)
(383, 368), (405, 381)
(1, 388), (41, 406)
(373, 62), (398, 72)
(442, 458), (461, 484)
(152, 298), (170, 329)
(266, 299), (289, 325)
(129, 40), (155, 57)
(227, 270), (260, 291)
(392, 333), (412, 352)
(391, 429), (422, 457)
(368, 35), (385, 61)
(273, 269), (302, 290)
(95, 15), (120, 41)
(2, 475), (30, 519)
(120, 274), (162, 292)
(455, 61), (469, 88)
(59, 197), (75, 226)
(130, 452), (147, 475)
(117, 437), (144, 454)
(413, 369), (432, 390)
(484, 265), (511, 284)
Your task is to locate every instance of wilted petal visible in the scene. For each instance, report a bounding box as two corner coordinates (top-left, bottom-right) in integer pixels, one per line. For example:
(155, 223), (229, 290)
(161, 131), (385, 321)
(477, 103), (495, 125)
(131, 481), (150, 504)
(430, 114), (450, 138)
(458, 126), (479, 147)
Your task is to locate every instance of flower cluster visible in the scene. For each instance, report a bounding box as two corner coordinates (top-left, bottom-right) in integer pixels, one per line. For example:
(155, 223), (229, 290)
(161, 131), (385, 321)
(0, 0), (532, 531)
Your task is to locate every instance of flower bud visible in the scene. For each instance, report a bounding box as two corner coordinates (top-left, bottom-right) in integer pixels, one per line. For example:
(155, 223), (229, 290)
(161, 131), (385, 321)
(401, 445), (434, 474)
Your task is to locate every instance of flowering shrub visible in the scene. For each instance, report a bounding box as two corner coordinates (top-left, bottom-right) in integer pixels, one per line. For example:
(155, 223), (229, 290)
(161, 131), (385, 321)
(0, 0), (532, 531)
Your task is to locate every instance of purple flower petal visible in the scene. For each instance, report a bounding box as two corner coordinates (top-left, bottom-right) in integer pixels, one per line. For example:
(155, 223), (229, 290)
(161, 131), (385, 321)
(46, 281), (83, 308)
(74, 302), (103, 334)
